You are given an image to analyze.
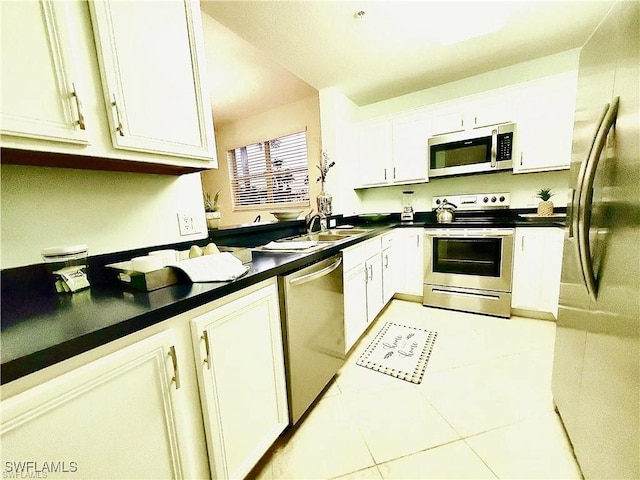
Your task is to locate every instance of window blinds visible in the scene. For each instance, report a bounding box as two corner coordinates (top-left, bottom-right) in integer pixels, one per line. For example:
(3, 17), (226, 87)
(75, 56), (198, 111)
(227, 131), (310, 209)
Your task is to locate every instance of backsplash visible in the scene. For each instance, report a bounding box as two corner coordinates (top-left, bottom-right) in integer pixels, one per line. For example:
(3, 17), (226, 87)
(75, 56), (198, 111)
(355, 169), (570, 214)
(1, 165), (208, 269)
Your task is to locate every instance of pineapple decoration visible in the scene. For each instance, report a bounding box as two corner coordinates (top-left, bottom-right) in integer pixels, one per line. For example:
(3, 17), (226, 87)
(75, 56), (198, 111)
(535, 188), (554, 217)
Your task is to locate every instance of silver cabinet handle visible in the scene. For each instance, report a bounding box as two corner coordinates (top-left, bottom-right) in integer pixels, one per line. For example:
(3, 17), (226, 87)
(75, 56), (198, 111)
(168, 345), (181, 389)
(364, 266), (368, 284)
(384, 254), (389, 268)
(577, 96), (619, 301)
(201, 331), (212, 370)
(290, 257), (342, 286)
(520, 152), (523, 166)
(369, 264), (373, 281)
(111, 94), (124, 136)
(490, 128), (498, 167)
(384, 168), (387, 181)
(71, 83), (85, 130)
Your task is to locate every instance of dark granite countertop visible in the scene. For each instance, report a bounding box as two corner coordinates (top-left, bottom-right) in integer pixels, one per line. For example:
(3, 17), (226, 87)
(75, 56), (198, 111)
(0, 225), (393, 384)
(1, 209), (565, 384)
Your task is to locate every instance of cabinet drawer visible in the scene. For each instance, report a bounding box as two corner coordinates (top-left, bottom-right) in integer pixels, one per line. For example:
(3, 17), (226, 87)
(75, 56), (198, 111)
(381, 232), (395, 249)
(342, 237), (382, 271)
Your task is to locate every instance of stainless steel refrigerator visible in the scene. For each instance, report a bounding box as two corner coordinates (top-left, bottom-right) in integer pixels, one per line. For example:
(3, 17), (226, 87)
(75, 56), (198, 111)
(551, 1), (639, 478)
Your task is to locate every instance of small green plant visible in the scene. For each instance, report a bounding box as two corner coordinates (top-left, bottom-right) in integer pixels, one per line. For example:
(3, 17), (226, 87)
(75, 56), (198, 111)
(203, 190), (220, 212)
(535, 188), (554, 202)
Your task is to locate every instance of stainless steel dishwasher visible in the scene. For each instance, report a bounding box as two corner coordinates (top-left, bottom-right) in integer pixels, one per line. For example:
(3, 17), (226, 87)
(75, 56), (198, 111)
(278, 255), (345, 425)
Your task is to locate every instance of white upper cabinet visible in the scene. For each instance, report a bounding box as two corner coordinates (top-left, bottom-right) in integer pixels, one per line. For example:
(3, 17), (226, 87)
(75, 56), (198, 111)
(391, 113), (430, 183)
(357, 111), (430, 187)
(430, 105), (465, 136)
(512, 72), (577, 173)
(358, 119), (392, 186)
(0, 1), (88, 144)
(89, 0), (216, 162)
(471, 95), (514, 129)
(1, 0), (217, 173)
(430, 93), (513, 136)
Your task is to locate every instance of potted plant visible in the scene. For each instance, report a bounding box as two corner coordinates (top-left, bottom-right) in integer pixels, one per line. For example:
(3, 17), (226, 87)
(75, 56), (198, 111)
(535, 188), (554, 216)
(204, 190), (221, 228)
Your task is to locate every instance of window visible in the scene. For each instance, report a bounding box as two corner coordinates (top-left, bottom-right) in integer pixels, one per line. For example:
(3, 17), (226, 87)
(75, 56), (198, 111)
(227, 131), (310, 209)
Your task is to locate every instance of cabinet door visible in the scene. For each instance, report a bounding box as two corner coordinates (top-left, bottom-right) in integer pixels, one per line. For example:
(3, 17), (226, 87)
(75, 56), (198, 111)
(0, 0), (88, 144)
(344, 264), (369, 353)
(398, 229), (425, 296)
(430, 105), (465, 136)
(471, 95), (513, 128)
(0, 330), (188, 479)
(190, 284), (288, 480)
(381, 246), (395, 304)
(512, 229), (545, 310)
(513, 72), (577, 173)
(89, 0), (216, 162)
(512, 227), (564, 316)
(365, 253), (384, 322)
(392, 113), (430, 183)
(358, 120), (392, 186)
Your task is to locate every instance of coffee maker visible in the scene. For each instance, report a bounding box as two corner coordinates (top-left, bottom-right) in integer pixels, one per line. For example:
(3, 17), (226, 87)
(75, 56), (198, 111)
(401, 190), (415, 221)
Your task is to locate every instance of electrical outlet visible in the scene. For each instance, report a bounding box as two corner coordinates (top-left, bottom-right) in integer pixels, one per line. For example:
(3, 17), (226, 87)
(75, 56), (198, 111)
(177, 211), (201, 236)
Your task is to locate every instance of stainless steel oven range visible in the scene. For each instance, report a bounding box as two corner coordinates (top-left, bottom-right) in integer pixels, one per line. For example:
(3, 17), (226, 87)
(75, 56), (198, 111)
(423, 193), (514, 318)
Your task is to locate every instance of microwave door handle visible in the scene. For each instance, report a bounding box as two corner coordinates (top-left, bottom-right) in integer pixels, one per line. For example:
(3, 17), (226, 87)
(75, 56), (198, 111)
(490, 129), (498, 167)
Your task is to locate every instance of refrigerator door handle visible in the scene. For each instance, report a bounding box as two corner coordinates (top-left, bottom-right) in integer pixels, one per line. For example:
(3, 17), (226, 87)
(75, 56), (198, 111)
(577, 96), (619, 301)
(571, 103), (610, 240)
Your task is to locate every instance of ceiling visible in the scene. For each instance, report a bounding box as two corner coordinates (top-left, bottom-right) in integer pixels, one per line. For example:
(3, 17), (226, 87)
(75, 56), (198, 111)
(199, 1), (614, 125)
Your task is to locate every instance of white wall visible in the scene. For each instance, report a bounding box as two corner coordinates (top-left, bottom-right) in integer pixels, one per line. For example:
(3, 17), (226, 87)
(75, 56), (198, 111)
(318, 87), (362, 216)
(1, 165), (207, 269)
(201, 94), (321, 227)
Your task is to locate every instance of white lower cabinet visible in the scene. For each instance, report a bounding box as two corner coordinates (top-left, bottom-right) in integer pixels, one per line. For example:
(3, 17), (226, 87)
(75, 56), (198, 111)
(512, 227), (564, 318)
(190, 282), (289, 480)
(365, 251), (384, 323)
(343, 262), (369, 353)
(396, 228), (425, 296)
(343, 236), (386, 352)
(0, 280), (290, 480)
(381, 232), (400, 304)
(0, 329), (199, 479)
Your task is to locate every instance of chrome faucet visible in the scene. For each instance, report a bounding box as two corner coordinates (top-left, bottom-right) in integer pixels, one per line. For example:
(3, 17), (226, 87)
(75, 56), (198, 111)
(306, 213), (321, 233)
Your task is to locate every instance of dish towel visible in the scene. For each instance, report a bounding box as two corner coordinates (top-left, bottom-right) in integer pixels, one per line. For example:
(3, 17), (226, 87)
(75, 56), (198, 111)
(169, 253), (249, 282)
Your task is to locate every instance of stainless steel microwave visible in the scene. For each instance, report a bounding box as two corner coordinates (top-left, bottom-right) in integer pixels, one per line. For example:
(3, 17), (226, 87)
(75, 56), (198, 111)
(428, 123), (515, 178)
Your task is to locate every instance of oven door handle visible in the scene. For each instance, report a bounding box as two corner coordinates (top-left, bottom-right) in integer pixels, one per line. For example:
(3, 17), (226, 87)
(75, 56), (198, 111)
(424, 232), (514, 238)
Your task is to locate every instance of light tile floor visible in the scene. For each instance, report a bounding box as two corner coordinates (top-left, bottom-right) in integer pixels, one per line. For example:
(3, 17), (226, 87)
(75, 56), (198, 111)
(252, 300), (582, 479)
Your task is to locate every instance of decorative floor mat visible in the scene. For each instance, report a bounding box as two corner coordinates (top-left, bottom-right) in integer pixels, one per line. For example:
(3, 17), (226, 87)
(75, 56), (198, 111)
(356, 322), (437, 384)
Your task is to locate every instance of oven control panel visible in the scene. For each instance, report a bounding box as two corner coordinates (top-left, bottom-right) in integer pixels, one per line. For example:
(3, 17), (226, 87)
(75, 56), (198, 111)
(431, 192), (510, 210)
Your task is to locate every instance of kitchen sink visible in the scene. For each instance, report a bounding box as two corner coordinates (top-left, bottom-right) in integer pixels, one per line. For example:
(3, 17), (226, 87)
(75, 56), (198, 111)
(276, 228), (372, 243)
(329, 229), (370, 235)
(277, 233), (344, 242)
